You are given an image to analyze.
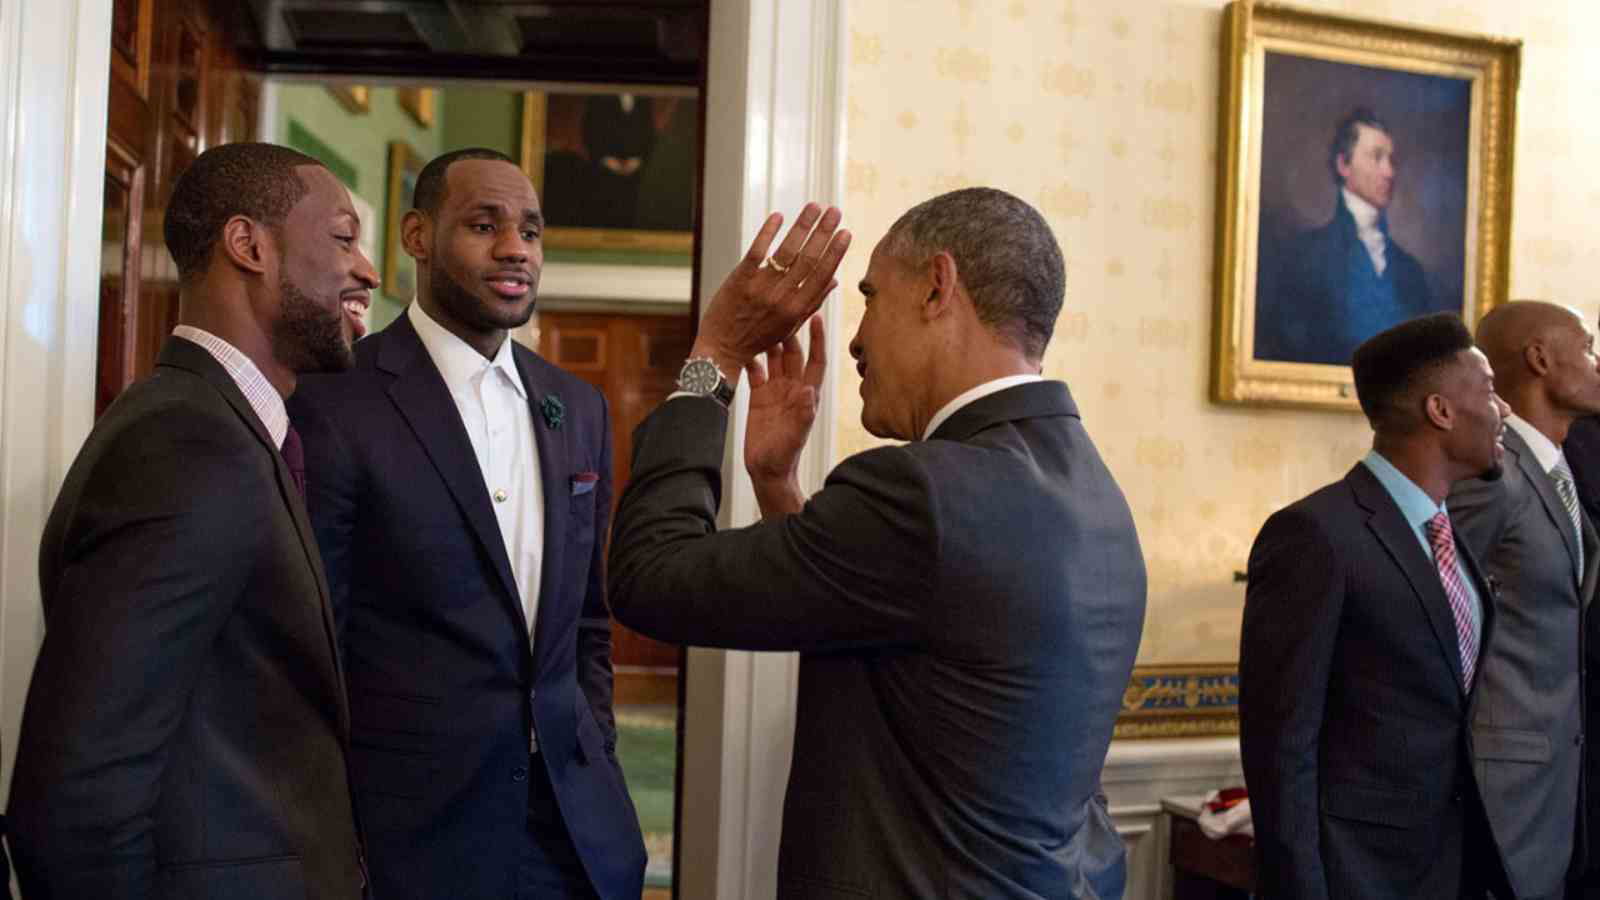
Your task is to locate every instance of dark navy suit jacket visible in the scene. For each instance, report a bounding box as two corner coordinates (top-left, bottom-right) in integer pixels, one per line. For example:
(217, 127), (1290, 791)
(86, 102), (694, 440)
(1255, 196), (1436, 367)
(1565, 416), (1600, 895)
(1241, 464), (1510, 900)
(610, 383), (1145, 898)
(290, 313), (645, 900)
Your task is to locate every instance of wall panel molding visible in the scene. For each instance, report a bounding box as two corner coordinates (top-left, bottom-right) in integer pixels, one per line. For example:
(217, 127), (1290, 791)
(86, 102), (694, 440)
(1104, 737), (1245, 900)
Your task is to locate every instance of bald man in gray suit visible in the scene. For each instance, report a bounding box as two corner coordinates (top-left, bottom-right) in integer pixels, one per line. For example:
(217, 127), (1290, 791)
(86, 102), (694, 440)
(1449, 301), (1600, 899)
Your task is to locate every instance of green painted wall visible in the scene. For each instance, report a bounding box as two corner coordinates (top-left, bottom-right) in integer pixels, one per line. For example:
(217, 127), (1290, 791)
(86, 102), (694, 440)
(274, 85), (445, 328)
(441, 87), (522, 159)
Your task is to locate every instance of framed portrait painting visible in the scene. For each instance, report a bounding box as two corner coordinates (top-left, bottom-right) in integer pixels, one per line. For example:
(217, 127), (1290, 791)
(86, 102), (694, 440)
(383, 141), (423, 304)
(1211, 2), (1520, 411)
(520, 88), (696, 265)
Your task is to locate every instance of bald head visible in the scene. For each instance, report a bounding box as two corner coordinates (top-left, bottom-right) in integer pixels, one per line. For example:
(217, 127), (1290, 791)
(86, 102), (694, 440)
(1473, 300), (1600, 433)
(1475, 301), (1587, 393)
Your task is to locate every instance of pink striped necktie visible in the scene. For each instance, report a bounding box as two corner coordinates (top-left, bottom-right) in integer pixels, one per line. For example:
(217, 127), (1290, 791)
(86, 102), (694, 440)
(1424, 511), (1477, 690)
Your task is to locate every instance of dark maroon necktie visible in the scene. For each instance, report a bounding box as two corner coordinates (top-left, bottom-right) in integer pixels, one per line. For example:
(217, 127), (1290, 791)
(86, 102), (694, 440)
(281, 424), (306, 500)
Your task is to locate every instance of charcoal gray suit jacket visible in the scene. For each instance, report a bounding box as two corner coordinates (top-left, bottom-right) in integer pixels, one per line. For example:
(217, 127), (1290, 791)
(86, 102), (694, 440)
(609, 381), (1147, 899)
(8, 337), (363, 900)
(1450, 426), (1595, 898)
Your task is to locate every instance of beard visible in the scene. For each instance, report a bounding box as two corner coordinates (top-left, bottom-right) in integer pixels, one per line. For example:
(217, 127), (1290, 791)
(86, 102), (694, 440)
(273, 273), (353, 374)
(429, 259), (538, 334)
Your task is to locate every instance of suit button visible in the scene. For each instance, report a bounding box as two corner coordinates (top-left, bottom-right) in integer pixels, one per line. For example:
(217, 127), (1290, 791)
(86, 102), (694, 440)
(1450, 792), (1461, 804)
(512, 766), (527, 782)
(1579, 733), (1586, 746)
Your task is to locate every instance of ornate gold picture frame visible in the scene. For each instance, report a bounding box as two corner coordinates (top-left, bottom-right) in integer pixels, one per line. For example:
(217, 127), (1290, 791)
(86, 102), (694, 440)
(1211, 2), (1520, 411)
(383, 141), (423, 304)
(519, 89), (695, 262)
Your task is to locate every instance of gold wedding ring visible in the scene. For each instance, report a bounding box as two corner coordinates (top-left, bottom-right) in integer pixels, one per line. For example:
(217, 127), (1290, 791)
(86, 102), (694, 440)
(766, 256), (792, 274)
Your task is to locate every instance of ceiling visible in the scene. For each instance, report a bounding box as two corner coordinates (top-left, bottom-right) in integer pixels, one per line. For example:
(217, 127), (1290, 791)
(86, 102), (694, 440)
(236, 0), (706, 85)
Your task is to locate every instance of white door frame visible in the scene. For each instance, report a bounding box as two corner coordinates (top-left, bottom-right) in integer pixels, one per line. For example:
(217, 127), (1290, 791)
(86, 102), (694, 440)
(679, 1), (848, 897)
(0, 0), (114, 803)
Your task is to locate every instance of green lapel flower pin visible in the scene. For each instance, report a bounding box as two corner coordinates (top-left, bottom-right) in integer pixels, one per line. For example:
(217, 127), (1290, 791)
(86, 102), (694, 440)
(540, 394), (565, 430)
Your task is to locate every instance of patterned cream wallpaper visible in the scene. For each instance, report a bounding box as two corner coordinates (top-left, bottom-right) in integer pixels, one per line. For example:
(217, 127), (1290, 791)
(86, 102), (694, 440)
(835, 0), (1600, 664)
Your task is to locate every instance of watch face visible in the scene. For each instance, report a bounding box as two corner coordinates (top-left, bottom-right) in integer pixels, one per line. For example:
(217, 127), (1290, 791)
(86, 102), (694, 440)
(680, 359), (719, 393)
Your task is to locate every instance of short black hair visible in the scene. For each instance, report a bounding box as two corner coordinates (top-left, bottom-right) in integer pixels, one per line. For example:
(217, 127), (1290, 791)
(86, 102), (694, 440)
(413, 147), (520, 216)
(164, 142), (325, 283)
(1328, 107), (1390, 186)
(1351, 312), (1474, 433)
(878, 187), (1065, 360)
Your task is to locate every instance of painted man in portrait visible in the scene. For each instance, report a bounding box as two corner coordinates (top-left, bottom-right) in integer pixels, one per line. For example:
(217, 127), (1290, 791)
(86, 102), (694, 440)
(1255, 108), (1436, 366)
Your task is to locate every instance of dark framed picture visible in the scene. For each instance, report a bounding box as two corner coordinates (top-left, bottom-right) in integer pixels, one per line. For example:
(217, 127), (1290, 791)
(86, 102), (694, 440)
(1211, 2), (1520, 411)
(520, 88), (696, 263)
(384, 140), (423, 303)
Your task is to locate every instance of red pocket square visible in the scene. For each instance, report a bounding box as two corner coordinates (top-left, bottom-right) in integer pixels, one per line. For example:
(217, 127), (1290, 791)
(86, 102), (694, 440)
(571, 471), (600, 495)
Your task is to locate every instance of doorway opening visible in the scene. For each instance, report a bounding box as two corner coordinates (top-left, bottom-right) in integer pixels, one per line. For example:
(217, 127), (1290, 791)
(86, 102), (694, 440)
(97, 2), (707, 896)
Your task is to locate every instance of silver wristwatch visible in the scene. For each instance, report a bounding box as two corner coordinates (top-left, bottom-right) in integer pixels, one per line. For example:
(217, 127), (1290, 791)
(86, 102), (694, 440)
(677, 357), (736, 408)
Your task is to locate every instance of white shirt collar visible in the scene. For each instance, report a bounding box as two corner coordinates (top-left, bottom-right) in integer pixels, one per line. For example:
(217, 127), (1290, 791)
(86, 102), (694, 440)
(408, 302), (526, 399)
(1342, 187), (1383, 232)
(1504, 412), (1564, 474)
(1342, 187), (1388, 275)
(172, 324), (289, 448)
(921, 374), (1043, 441)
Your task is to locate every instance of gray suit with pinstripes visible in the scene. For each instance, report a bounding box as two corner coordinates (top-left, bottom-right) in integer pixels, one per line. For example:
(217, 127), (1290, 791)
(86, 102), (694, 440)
(1450, 425), (1596, 899)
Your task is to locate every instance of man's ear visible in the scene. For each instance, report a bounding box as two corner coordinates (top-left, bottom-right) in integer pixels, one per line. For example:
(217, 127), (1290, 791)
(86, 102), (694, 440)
(219, 215), (271, 277)
(924, 250), (959, 321)
(1423, 391), (1452, 431)
(401, 209), (429, 263)
(1523, 341), (1551, 377)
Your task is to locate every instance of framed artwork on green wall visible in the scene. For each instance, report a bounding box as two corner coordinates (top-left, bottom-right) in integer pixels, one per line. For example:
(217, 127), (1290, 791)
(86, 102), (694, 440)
(384, 141), (423, 303)
(520, 88), (696, 265)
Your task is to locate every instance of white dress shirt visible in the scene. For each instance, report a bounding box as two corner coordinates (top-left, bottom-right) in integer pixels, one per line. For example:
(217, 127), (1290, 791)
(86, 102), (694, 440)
(173, 325), (288, 449)
(921, 374), (1043, 440)
(1503, 412), (1564, 475)
(1342, 187), (1389, 276)
(407, 302), (546, 647)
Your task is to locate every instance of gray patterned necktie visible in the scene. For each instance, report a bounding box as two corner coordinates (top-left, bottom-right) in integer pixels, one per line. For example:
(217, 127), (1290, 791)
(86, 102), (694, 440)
(1552, 457), (1584, 578)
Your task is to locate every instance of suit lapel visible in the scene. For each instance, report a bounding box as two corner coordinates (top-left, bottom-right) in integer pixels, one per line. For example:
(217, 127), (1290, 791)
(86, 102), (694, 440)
(516, 347), (570, 670)
(1351, 465), (1468, 694)
(378, 316), (524, 623)
(1508, 428), (1585, 585)
(158, 337), (351, 734)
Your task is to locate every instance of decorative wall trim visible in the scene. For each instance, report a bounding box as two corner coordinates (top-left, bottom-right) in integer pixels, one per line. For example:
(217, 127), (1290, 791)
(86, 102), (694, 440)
(1117, 663), (1240, 739)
